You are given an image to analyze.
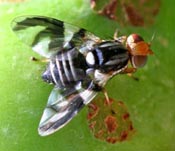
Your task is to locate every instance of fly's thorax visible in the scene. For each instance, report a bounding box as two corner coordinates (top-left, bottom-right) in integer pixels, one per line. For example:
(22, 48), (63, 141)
(85, 41), (129, 73)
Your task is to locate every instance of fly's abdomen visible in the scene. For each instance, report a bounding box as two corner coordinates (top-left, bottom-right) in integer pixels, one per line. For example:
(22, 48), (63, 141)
(42, 48), (88, 88)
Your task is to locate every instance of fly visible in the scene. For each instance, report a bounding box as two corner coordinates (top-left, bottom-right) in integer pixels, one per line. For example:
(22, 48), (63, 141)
(11, 16), (153, 136)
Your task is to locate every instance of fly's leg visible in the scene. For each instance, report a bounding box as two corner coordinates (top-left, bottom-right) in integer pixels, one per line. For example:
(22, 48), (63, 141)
(30, 56), (50, 63)
(121, 67), (139, 81)
(122, 67), (137, 74)
(102, 88), (112, 105)
(103, 89), (110, 103)
(113, 30), (127, 44)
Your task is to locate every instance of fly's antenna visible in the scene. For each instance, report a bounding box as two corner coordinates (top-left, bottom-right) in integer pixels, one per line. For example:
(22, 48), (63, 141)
(150, 31), (156, 45)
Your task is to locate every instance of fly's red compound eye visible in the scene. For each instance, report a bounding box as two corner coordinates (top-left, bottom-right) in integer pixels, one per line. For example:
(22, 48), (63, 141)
(131, 55), (148, 68)
(126, 34), (153, 68)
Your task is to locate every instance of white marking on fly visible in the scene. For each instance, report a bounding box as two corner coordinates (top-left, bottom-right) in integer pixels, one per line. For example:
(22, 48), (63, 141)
(79, 89), (97, 105)
(94, 65), (128, 87)
(51, 110), (68, 122)
(56, 55), (65, 86)
(79, 40), (96, 55)
(86, 52), (95, 65)
(94, 70), (111, 87)
(57, 101), (69, 108)
(99, 42), (117, 48)
(50, 100), (69, 111)
(75, 82), (96, 105)
(50, 61), (58, 85)
(62, 52), (71, 82)
(67, 50), (78, 81)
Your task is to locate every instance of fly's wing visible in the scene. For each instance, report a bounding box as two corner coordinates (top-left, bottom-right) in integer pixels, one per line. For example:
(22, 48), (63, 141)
(38, 84), (97, 136)
(11, 16), (93, 58)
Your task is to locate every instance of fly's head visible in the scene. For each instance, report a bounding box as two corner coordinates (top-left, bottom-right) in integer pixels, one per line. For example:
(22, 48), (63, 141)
(126, 34), (153, 69)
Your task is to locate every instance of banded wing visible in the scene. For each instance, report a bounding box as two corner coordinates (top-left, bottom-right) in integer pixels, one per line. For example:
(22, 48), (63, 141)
(11, 16), (100, 136)
(39, 84), (97, 136)
(11, 16), (92, 58)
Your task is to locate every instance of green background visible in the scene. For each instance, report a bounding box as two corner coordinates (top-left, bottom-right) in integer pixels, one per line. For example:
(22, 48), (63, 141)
(0, 0), (174, 151)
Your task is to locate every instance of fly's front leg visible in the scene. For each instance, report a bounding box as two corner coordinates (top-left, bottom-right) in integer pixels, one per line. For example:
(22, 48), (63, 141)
(113, 30), (127, 44)
(122, 67), (137, 74)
